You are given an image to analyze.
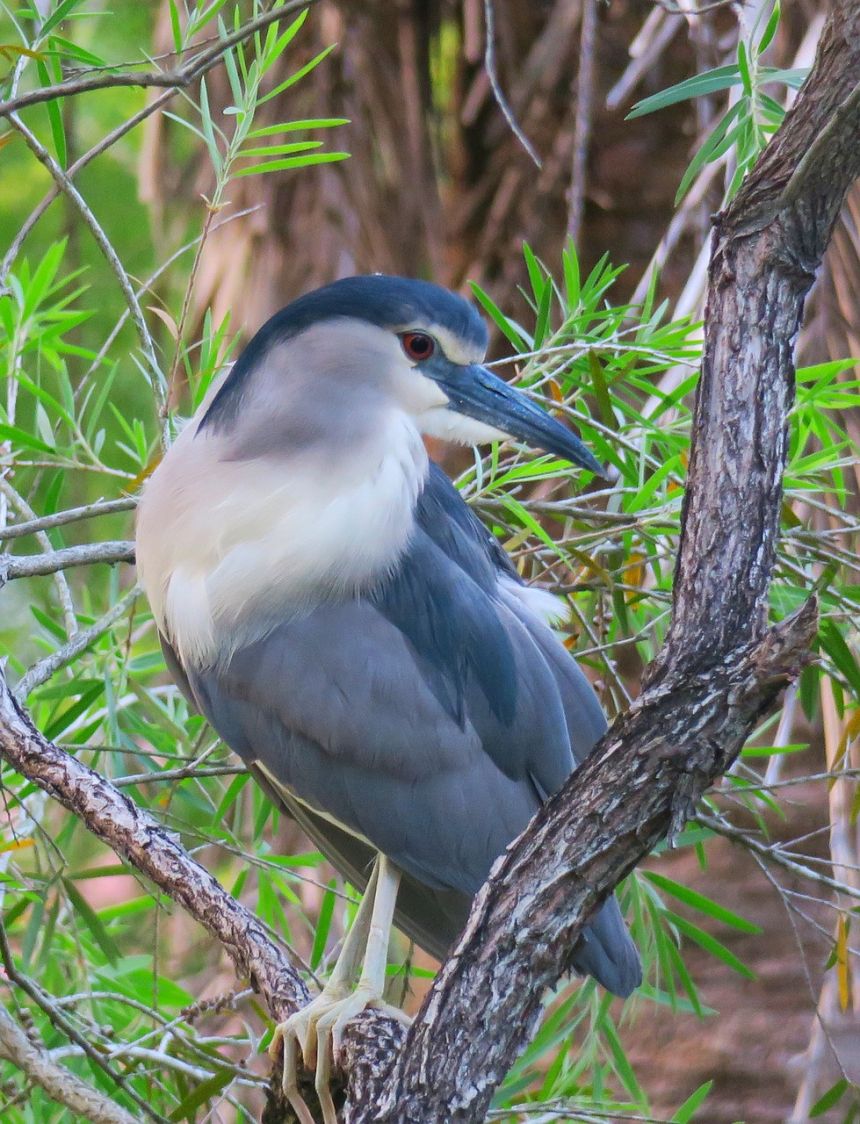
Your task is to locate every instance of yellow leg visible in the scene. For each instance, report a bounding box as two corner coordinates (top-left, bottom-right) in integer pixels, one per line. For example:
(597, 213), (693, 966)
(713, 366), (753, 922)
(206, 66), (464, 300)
(269, 856), (411, 1124)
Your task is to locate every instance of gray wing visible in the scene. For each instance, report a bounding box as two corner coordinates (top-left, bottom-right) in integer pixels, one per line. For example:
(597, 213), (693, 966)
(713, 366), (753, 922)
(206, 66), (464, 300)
(168, 466), (640, 995)
(184, 594), (566, 895)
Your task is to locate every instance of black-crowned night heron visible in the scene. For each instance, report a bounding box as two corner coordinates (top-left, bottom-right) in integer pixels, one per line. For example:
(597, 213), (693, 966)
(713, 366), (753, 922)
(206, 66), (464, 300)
(135, 275), (641, 1124)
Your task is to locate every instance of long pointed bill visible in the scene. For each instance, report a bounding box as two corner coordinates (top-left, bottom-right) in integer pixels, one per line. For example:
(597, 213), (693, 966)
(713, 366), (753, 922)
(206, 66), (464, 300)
(442, 364), (603, 476)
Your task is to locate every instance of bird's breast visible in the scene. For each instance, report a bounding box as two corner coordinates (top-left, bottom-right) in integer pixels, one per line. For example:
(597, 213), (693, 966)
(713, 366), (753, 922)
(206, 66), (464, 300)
(136, 410), (429, 666)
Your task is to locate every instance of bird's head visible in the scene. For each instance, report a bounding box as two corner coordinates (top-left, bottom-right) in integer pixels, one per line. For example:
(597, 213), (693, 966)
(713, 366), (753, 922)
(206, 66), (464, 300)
(197, 275), (601, 475)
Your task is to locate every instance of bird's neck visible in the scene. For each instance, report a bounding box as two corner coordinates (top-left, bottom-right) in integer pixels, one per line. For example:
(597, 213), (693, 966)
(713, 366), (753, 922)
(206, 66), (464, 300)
(136, 410), (429, 666)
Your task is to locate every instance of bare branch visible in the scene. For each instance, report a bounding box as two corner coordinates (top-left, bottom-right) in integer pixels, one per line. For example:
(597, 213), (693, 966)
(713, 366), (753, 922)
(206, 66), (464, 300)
(567, 0), (598, 242)
(0, 1), (316, 118)
(14, 585), (139, 700)
(482, 0), (542, 168)
(342, 4), (860, 1119)
(0, 1003), (137, 1124)
(0, 670), (309, 1022)
(0, 497), (136, 543)
(696, 812), (860, 903)
(0, 540), (134, 581)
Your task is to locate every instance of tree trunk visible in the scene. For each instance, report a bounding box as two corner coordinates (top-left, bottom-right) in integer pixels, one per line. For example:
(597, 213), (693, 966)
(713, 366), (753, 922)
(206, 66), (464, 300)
(340, 5), (860, 1120)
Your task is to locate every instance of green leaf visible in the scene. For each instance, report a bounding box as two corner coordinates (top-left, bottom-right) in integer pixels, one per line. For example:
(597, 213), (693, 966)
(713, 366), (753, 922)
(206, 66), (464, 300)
(665, 910), (757, 978)
(39, 0), (85, 37)
(169, 1068), (234, 1121)
(588, 352), (616, 430)
(0, 422), (55, 454)
(757, 1), (781, 53)
(234, 151), (349, 176)
(810, 1078), (849, 1117)
(646, 872), (761, 932)
(736, 40), (752, 97)
(628, 65), (742, 119)
(258, 44), (337, 106)
(37, 58), (67, 167)
(671, 1080), (714, 1123)
(62, 877), (120, 964)
(44, 683), (103, 740)
(310, 880), (337, 970)
(820, 619), (860, 701)
(168, 0), (183, 53)
(759, 66), (808, 89)
(47, 35), (105, 67)
(239, 140), (324, 159)
(469, 283), (529, 349)
(740, 742), (808, 758)
(675, 102), (744, 204)
(247, 117), (349, 138)
(599, 1011), (645, 1101)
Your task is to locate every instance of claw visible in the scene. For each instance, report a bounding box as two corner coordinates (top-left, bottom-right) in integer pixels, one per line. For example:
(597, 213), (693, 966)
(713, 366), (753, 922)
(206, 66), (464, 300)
(268, 856), (407, 1122)
(270, 987), (412, 1124)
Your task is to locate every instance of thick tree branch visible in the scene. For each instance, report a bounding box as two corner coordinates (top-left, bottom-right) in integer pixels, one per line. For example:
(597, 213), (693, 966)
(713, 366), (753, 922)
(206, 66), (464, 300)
(2, 5), (859, 1122)
(342, 5), (860, 1120)
(0, 676), (309, 1024)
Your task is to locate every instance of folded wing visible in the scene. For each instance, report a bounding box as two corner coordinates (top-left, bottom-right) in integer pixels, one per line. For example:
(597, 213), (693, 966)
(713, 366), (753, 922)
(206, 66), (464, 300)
(165, 466), (640, 996)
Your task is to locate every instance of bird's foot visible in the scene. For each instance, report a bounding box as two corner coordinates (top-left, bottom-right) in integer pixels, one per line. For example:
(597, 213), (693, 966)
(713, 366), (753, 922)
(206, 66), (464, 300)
(270, 983), (412, 1124)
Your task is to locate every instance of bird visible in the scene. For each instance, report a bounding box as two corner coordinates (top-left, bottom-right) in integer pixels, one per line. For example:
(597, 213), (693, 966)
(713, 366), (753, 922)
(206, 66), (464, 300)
(135, 274), (641, 1124)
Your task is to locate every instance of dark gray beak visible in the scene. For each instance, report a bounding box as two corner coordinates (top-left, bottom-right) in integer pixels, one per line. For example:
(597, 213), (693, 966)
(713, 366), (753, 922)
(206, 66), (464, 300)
(442, 364), (603, 476)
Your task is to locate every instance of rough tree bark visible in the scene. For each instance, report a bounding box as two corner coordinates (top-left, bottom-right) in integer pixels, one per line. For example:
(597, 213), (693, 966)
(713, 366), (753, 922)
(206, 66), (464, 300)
(338, 3), (860, 1120)
(0, 4), (859, 1124)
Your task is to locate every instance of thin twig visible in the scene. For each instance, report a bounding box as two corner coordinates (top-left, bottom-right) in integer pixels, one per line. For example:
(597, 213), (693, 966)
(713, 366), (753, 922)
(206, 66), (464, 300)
(14, 585), (139, 700)
(5, 112), (161, 387)
(0, 540), (134, 582)
(0, 497), (136, 542)
(696, 812), (860, 903)
(567, 0), (599, 242)
(483, 0), (542, 168)
(0, 1), (316, 117)
(112, 763), (248, 788)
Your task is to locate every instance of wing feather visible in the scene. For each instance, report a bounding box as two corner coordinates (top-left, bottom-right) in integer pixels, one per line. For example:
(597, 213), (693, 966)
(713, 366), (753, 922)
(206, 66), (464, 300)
(163, 464), (640, 995)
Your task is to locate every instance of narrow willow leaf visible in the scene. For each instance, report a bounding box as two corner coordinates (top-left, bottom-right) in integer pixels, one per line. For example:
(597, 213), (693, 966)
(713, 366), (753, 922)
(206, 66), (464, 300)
(40, 0), (85, 37)
(63, 877), (120, 964)
(809, 1078), (848, 1117)
(757, 0), (781, 53)
(168, 1068), (233, 1121)
(234, 151), (349, 176)
(310, 881), (337, 970)
(666, 911), (757, 979)
(647, 872), (762, 933)
(671, 1080), (714, 1123)
(628, 65), (742, 119)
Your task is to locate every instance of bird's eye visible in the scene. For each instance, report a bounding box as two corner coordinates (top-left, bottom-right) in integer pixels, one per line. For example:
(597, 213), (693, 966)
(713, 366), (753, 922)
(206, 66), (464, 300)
(400, 332), (436, 362)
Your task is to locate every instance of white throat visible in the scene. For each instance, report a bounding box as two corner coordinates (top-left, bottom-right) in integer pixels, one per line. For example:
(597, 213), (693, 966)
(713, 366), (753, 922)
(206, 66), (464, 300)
(136, 409), (429, 666)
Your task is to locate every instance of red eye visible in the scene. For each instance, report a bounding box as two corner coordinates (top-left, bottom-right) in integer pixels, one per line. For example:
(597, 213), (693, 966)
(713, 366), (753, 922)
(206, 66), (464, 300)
(400, 332), (436, 362)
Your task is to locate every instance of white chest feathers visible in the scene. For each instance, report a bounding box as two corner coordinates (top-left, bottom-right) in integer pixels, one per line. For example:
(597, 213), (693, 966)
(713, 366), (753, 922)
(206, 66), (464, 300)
(135, 410), (429, 666)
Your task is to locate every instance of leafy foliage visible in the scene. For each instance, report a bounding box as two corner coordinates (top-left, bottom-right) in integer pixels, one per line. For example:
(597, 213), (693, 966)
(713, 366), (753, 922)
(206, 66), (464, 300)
(0, 1), (858, 1121)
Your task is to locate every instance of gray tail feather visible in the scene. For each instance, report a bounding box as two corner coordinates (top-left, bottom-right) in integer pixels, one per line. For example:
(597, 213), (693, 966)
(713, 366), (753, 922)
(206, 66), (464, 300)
(570, 897), (642, 998)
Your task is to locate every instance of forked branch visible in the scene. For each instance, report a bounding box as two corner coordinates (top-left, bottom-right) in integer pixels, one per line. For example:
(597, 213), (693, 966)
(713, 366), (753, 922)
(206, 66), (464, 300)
(343, 4), (860, 1120)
